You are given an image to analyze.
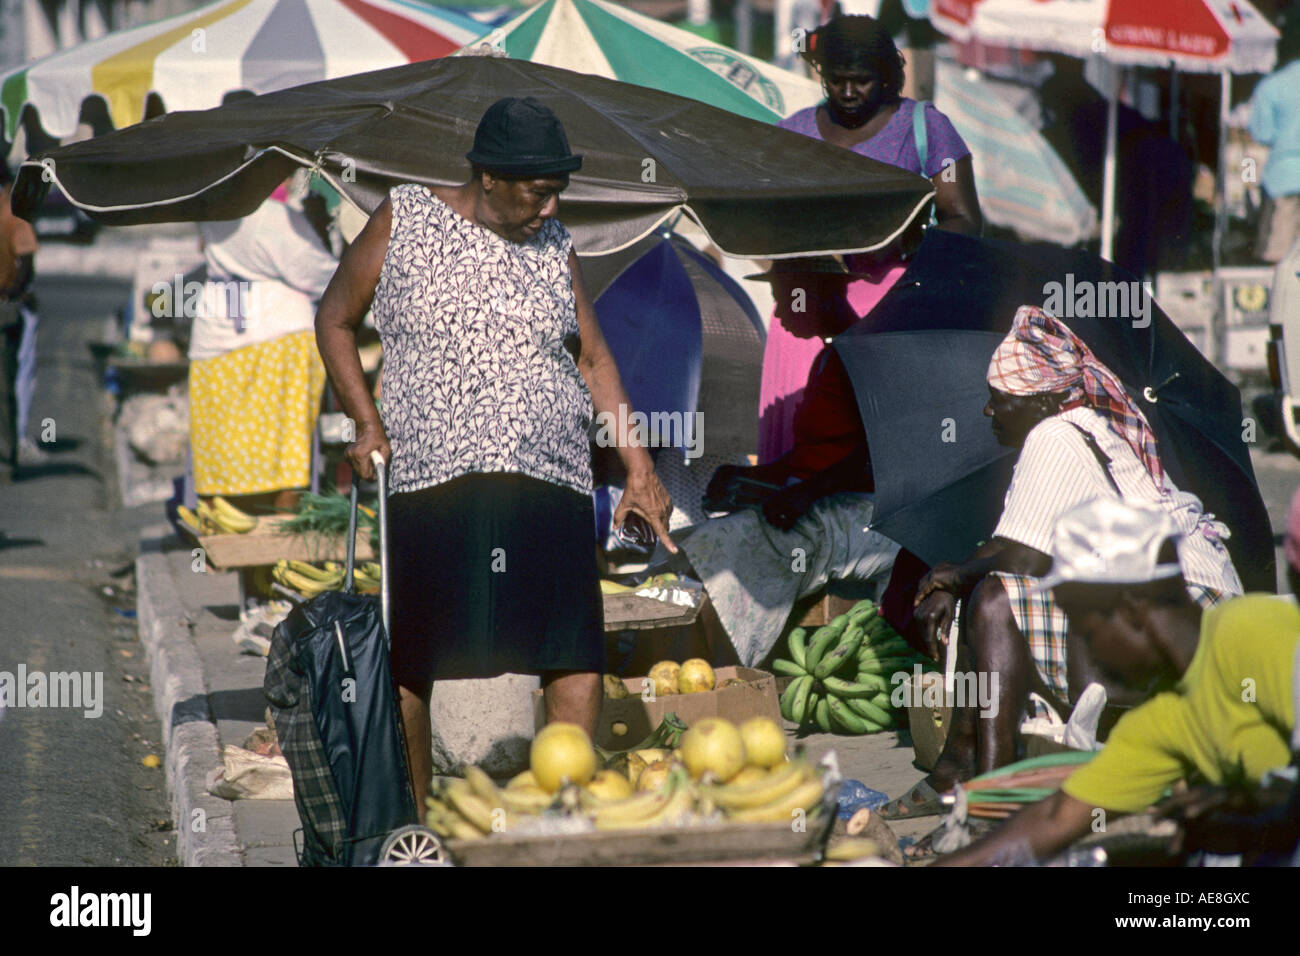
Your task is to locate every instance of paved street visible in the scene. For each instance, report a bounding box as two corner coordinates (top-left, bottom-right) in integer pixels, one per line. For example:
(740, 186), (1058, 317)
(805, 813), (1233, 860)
(0, 273), (174, 866)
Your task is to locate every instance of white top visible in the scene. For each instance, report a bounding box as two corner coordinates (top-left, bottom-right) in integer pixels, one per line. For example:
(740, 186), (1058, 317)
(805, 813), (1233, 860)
(994, 406), (1243, 595)
(188, 199), (339, 361)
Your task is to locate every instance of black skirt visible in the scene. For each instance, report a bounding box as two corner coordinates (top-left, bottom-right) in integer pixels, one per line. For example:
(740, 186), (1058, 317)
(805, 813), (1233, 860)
(386, 472), (605, 686)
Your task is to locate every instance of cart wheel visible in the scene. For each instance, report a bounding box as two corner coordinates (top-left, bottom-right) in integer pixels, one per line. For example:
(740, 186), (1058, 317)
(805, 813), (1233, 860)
(379, 825), (448, 866)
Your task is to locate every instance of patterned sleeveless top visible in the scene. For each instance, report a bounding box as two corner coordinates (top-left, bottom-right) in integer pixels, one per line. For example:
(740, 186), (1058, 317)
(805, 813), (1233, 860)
(371, 184), (593, 497)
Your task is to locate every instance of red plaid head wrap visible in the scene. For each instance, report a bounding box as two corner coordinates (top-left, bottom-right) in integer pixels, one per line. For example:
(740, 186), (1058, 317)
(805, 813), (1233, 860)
(987, 305), (1165, 487)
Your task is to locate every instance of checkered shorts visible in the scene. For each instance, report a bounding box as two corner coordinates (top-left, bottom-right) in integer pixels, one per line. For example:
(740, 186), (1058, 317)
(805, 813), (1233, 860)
(988, 572), (1226, 711)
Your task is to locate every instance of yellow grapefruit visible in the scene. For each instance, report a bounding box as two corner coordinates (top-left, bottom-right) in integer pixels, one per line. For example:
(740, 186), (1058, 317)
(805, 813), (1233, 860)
(679, 717), (747, 781)
(739, 717), (787, 768)
(585, 769), (635, 801)
(647, 660), (680, 697)
(677, 658), (716, 694)
(530, 722), (597, 793)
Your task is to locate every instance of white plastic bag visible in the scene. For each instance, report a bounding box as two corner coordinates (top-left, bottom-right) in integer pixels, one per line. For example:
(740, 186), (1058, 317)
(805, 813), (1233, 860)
(1019, 682), (1107, 751)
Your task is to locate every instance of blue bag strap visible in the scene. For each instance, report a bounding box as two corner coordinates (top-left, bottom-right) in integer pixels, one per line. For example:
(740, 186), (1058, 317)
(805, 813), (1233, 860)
(913, 100), (938, 225)
(912, 99), (929, 175)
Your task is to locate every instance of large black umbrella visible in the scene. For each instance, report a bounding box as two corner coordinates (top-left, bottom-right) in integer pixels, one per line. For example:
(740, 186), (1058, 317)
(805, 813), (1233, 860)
(835, 229), (1274, 592)
(11, 56), (932, 257)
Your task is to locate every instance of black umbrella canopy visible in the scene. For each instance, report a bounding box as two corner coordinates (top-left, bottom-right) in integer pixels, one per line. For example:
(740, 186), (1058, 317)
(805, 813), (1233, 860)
(11, 57), (933, 257)
(839, 329), (1014, 566)
(839, 229), (1273, 592)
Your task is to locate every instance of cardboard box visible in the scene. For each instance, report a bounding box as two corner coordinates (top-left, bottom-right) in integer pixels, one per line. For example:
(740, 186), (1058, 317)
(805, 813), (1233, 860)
(904, 671), (952, 772)
(533, 666), (781, 751)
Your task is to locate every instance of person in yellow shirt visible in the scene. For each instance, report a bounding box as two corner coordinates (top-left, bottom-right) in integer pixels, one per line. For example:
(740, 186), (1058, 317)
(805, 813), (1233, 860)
(938, 497), (1299, 867)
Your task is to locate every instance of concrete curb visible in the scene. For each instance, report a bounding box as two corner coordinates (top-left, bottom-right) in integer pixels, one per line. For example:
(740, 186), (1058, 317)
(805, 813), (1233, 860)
(136, 527), (242, 867)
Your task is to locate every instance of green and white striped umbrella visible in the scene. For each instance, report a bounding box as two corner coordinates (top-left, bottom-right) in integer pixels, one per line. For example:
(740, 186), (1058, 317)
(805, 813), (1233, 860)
(462, 0), (822, 122)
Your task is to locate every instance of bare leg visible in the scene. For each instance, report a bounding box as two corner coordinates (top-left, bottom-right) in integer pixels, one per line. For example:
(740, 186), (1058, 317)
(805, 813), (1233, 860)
(916, 577), (1034, 795)
(965, 576), (1032, 775)
(398, 681), (432, 808)
(541, 670), (601, 737)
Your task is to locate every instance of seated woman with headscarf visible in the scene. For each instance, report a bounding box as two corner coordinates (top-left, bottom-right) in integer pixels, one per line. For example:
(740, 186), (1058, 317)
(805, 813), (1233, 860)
(880, 305), (1244, 821)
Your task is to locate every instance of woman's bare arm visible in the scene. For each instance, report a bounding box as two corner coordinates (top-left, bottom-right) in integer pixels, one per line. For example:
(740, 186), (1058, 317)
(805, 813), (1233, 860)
(569, 249), (676, 552)
(314, 198), (391, 481)
(932, 155), (983, 236)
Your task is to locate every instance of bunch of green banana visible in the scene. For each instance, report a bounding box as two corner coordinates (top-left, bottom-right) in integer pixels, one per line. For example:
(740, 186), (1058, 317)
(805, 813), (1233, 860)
(193, 496), (258, 534)
(271, 559), (346, 599)
(775, 599), (937, 735)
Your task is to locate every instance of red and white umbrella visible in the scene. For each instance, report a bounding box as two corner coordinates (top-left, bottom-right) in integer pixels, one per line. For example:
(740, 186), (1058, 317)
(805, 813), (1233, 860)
(932, 0), (1278, 73)
(931, 0), (1279, 263)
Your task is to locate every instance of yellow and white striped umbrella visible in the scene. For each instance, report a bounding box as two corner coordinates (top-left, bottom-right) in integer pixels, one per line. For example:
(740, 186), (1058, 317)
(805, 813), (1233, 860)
(2, 0), (490, 140)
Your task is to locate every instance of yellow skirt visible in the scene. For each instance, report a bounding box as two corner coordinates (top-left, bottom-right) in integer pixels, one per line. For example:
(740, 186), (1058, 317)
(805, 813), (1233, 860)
(189, 330), (326, 496)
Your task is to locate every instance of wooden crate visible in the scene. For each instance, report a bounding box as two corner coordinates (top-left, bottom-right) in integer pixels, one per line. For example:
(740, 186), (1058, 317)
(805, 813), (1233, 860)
(442, 814), (833, 867)
(197, 516), (374, 570)
(603, 591), (700, 631)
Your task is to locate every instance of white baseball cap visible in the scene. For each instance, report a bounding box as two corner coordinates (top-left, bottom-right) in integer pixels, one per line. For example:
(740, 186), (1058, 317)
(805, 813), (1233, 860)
(1033, 498), (1184, 592)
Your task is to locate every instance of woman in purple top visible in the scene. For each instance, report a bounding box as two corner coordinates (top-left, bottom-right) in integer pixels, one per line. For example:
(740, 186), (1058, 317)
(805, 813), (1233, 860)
(757, 13), (982, 464)
(786, 14), (982, 234)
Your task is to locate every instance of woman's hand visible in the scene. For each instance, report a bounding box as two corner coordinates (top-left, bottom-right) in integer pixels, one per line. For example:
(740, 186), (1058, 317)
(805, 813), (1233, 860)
(914, 590), (958, 661)
(615, 467), (677, 554)
(915, 562), (964, 604)
(761, 482), (817, 531)
(705, 464), (751, 503)
(346, 418), (391, 482)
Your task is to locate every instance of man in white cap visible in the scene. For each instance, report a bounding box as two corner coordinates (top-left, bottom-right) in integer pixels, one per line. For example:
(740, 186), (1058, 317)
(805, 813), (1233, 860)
(936, 497), (1299, 866)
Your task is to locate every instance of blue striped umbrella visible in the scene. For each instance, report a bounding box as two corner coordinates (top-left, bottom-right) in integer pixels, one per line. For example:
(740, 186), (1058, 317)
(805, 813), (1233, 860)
(934, 59), (1097, 245)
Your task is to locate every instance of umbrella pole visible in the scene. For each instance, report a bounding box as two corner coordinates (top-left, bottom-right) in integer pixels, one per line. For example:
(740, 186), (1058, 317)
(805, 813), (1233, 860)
(1100, 59), (1119, 263)
(735, 0), (753, 54)
(1169, 63), (1179, 141)
(1212, 70), (1230, 275)
(1211, 68), (1231, 368)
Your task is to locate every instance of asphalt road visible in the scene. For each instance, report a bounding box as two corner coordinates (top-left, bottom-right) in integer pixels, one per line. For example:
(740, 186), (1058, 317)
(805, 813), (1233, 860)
(0, 273), (175, 866)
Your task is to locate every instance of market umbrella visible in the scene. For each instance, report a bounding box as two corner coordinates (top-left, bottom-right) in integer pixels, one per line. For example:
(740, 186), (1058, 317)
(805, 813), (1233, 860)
(933, 60), (1096, 245)
(835, 227), (1274, 591)
(460, 0), (824, 123)
(0, 0), (492, 142)
(11, 56), (934, 257)
(581, 232), (764, 456)
(929, 0), (1279, 262)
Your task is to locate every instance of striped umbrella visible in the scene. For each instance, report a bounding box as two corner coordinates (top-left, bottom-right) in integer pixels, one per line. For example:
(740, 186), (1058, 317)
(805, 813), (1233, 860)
(933, 60), (1097, 245)
(461, 0), (824, 122)
(929, 0), (1280, 262)
(1, 0), (492, 141)
(931, 0), (1278, 74)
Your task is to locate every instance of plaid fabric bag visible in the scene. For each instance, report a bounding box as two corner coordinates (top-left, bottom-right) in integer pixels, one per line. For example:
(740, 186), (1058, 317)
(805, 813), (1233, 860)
(264, 589), (416, 866)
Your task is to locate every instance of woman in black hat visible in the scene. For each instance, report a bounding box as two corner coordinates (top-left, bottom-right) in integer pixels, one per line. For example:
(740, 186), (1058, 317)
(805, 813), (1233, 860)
(315, 96), (675, 802)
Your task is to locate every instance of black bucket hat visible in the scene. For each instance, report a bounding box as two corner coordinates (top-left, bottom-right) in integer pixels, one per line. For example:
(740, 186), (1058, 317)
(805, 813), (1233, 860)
(465, 96), (583, 177)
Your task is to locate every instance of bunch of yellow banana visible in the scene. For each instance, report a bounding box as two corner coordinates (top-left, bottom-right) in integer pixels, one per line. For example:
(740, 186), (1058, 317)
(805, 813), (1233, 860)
(271, 559), (346, 599)
(352, 561), (382, 593)
(425, 766), (561, 838)
(702, 758), (826, 824)
(189, 496), (259, 534)
(585, 768), (699, 830)
(176, 506), (203, 537)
